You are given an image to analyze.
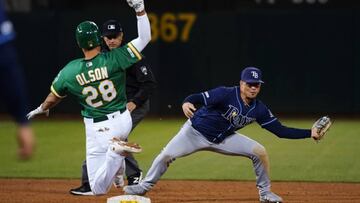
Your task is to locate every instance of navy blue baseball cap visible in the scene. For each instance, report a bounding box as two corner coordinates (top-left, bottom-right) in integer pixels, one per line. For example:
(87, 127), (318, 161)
(102, 19), (123, 37)
(240, 67), (264, 83)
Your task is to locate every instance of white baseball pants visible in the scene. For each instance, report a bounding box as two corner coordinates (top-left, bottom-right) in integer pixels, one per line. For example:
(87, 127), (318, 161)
(83, 110), (132, 195)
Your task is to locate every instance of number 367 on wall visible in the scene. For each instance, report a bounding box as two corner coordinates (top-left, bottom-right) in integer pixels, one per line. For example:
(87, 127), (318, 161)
(148, 12), (197, 43)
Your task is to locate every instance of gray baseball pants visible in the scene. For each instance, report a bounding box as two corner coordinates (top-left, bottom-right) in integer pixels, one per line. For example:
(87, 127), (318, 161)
(140, 120), (272, 195)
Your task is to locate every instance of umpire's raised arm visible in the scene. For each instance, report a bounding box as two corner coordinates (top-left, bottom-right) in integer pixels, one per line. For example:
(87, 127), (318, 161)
(127, 0), (151, 52)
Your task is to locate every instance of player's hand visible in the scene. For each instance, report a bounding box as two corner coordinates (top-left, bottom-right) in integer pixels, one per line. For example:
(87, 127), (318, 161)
(127, 101), (137, 112)
(311, 127), (320, 140)
(182, 102), (196, 119)
(26, 104), (49, 119)
(126, 0), (145, 13)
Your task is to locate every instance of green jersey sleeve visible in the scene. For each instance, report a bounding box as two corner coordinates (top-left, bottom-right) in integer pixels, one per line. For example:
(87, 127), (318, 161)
(50, 70), (67, 98)
(107, 42), (143, 72)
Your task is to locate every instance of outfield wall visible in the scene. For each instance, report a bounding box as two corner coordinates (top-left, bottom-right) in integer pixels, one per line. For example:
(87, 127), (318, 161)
(2, 4), (360, 116)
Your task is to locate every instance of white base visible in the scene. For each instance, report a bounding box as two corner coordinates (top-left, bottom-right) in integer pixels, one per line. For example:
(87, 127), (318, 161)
(107, 195), (151, 203)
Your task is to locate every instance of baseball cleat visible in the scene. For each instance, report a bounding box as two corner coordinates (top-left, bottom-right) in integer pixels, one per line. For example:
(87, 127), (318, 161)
(110, 138), (142, 154)
(259, 191), (283, 203)
(123, 184), (148, 196)
(69, 183), (94, 196)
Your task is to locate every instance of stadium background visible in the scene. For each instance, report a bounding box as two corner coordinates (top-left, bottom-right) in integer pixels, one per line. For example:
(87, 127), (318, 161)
(1, 1), (360, 202)
(1, 0), (359, 117)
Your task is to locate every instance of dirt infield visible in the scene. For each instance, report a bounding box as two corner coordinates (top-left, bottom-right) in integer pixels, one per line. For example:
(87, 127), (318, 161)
(0, 179), (360, 203)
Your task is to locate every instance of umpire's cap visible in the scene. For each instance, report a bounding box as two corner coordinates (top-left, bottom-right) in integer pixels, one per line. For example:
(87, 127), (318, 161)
(102, 19), (123, 37)
(75, 21), (102, 50)
(241, 67), (264, 83)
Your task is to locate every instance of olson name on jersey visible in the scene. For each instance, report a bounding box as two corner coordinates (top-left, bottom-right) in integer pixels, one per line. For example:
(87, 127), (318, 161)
(76, 67), (109, 86)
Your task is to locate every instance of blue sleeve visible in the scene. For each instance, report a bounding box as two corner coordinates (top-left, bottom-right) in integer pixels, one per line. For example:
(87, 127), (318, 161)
(183, 93), (204, 105)
(255, 101), (311, 139)
(263, 119), (311, 139)
(183, 86), (229, 106)
(256, 101), (278, 127)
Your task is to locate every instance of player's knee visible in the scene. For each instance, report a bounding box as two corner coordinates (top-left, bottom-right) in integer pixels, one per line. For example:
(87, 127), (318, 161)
(252, 144), (268, 160)
(158, 152), (176, 166)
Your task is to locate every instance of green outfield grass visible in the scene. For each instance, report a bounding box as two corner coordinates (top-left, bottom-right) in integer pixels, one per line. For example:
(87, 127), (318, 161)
(0, 118), (359, 182)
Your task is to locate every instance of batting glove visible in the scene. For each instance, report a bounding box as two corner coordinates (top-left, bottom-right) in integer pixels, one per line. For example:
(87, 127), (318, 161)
(26, 104), (49, 119)
(127, 0), (145, 13)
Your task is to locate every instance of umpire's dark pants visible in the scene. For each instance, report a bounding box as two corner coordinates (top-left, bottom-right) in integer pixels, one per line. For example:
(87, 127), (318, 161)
(81, 100), (150, 184)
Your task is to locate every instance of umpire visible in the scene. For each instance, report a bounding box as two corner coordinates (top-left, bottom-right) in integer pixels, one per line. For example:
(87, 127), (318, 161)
(70, 19), (157, 195)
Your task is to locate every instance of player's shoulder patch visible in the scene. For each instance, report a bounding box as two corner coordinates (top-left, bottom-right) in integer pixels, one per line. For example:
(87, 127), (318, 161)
(256, 100), (275, 117)
(140, 65), (148, 75)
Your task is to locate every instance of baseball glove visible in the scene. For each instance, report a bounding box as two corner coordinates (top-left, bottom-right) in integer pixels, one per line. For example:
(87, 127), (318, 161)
(312, 116), (332, 141)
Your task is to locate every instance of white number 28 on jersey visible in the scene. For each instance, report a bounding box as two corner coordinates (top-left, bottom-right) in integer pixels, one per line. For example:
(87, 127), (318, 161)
(82, 79), (117, 108)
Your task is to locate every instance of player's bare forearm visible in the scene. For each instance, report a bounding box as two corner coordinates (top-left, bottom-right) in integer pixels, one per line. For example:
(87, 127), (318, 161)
(26, 93), (59, 119)
(41, 92), (62, 110)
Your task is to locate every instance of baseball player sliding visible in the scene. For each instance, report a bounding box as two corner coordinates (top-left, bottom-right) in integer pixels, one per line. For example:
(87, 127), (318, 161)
(124, 67), (331, 203)
(26, 0), (150, 195)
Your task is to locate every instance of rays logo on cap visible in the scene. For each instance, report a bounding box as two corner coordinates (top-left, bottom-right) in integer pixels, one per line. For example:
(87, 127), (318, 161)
(251, 71), (258, 79)
(241, 67), (264, 83)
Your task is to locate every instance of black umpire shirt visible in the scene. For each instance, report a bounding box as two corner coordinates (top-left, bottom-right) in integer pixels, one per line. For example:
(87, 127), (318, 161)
(125, 58), (157, 106)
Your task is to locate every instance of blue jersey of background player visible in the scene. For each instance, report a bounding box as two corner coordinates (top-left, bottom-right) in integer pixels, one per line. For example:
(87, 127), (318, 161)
(0, 0), (35, 160)
(124, 67), (323, 203)
(0, 2), (15, 43)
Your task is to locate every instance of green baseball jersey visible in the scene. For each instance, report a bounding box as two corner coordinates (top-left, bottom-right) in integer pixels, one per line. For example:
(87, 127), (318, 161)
(51, 42), (142, 118)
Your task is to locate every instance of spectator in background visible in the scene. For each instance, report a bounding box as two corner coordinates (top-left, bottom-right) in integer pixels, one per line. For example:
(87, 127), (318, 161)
(69, 19), (157, 196)
(0, 0), (35, 159)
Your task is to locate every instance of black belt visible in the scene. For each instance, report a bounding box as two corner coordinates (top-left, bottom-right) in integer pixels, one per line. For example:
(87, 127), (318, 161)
(91, 108), (126, 123)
